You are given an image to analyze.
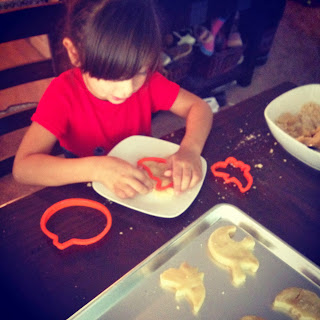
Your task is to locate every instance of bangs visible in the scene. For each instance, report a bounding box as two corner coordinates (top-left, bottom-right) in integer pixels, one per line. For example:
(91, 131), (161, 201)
(82, 0), (161, 80)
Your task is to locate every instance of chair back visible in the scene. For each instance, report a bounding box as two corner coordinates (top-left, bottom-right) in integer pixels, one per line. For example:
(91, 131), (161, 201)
(0, 2), (69, 177)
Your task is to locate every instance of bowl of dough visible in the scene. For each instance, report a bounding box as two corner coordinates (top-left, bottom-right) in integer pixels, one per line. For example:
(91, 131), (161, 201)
(264, 84), (320, 171)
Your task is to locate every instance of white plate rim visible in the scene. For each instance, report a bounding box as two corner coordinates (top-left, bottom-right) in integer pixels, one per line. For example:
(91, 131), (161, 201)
(92, 135), (207, 218)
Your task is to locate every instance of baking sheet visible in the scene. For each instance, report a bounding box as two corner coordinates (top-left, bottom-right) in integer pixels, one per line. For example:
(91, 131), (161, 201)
(92, 135), (207, 218)
(68, 204), (320, 320)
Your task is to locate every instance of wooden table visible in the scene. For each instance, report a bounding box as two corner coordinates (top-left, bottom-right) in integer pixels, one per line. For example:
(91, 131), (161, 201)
(1, 82), (319, 319)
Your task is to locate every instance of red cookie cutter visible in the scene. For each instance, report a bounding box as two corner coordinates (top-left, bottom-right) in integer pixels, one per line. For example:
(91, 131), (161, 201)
(211, 157), (253, 193)
(40, 198), (112, 250)
(137, 157), (173, 191)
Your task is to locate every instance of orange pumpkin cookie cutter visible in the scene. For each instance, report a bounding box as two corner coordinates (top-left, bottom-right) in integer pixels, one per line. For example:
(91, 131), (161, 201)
(211, 157), (253, 193)
(137, 157), (173, 191)
(40, 198), (112, 250)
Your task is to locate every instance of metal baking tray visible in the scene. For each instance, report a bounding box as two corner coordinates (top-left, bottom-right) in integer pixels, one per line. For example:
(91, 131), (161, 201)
(68, 203), (320, 320)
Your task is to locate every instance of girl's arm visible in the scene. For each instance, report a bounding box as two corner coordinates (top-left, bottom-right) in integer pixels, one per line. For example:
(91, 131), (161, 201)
(13, 122), (153, 198)
(167, 88), (213, 194)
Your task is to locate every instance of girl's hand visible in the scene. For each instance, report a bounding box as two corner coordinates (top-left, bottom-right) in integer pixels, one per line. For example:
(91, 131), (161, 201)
(95, 156), (154, 199)
(165, 147), (202, 195)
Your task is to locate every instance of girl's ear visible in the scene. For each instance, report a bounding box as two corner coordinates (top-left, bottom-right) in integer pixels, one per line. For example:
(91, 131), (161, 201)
(62, 37), (81, 67)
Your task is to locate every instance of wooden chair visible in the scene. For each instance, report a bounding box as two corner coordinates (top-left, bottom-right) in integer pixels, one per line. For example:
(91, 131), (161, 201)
(0, 1), (69, 180)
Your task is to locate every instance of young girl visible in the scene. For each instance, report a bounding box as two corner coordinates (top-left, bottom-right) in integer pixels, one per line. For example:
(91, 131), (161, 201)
(13, 0), (213, 199)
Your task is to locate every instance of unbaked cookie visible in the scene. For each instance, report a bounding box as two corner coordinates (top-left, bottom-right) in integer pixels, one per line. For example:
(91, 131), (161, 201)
(160, 262), (206, 315)
(273, 287), (320, 320)
(137, 157), (173, 195)
(208, 225), (259, 287)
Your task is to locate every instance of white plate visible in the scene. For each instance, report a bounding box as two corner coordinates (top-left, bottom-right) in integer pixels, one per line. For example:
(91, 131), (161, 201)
(92, 135), (207, 218)
(264, 84), (320, 171)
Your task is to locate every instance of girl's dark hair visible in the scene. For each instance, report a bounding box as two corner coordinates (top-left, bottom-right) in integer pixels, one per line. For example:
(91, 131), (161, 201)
(65, 0), (161, 80)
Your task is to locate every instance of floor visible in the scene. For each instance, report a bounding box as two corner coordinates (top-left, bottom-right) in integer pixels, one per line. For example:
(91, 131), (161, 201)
(1, 0), (319, 206)
(152, 0), (320, 137)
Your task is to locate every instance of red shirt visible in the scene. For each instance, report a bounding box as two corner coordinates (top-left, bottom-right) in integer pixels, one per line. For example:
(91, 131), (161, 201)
(32, 68), (180, 157)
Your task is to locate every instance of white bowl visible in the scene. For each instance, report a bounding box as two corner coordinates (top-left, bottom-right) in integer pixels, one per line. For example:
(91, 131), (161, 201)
(264, 84), (320, 171)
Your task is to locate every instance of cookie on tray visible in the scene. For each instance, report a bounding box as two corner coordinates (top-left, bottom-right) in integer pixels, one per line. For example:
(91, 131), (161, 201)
(272, 287), (320, 320)
(160, 262), (206, 315)
(207, 225), (259, 287)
